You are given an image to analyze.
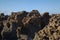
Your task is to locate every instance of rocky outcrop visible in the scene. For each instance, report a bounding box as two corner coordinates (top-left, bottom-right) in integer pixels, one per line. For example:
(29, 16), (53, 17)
(33, 14), (60, 40)
(0, 10), (60, 40)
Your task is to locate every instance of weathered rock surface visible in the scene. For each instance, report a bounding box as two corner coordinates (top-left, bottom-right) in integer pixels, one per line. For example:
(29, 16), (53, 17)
(0, 10), (60, 40)
(33, 14), (60, 40)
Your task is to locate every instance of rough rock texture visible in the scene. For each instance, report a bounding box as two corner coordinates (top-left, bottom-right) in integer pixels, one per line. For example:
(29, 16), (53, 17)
(33, 14), (60, 40)
(0, 10), (60, 40)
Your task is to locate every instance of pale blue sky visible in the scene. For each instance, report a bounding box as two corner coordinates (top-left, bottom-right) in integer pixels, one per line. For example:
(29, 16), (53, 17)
(0, 0), (60, 15)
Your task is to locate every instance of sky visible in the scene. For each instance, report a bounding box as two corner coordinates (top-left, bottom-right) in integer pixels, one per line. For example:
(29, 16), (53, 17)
(0, 0), (60, 15)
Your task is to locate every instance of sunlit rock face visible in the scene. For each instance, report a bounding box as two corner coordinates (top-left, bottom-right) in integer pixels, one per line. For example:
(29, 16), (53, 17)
(0, 10), (60, 40)
(33, 14), (60, 40)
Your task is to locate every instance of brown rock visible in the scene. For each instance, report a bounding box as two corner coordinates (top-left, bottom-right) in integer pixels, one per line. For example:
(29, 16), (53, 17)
(0, 10), (60, 40)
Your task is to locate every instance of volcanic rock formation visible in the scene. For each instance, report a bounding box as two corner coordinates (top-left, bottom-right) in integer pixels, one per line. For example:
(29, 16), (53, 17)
(0, 10), (60, 40)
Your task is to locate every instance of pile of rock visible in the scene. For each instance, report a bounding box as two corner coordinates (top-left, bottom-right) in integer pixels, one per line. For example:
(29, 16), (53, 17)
(0, 10), (60, 40)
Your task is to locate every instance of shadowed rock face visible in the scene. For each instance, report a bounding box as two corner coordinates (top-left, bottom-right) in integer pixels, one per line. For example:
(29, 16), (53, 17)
(0, 10), (60, 40)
